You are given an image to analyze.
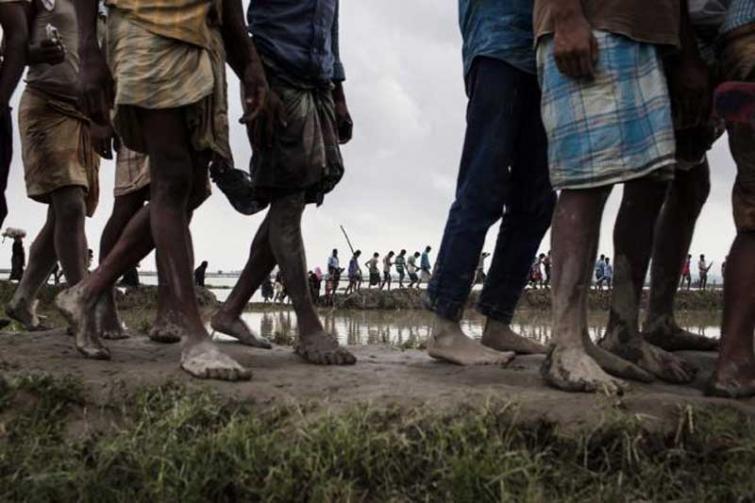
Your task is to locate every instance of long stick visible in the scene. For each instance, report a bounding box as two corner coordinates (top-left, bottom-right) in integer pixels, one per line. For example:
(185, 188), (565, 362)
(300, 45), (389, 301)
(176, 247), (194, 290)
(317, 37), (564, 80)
(340, 225), (356, 255)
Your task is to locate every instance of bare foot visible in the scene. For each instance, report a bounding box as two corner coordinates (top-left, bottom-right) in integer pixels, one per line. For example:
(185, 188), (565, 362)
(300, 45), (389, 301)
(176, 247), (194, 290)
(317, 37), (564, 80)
(181, 341), (252, 381)
(295, 331), (356, 365)
(542, 345), (626, 394)
(427, 317), (514, 366)
(210, 311), (272, 349)
(584, 339), (654, 383)
(6, 298), (49, 331)
(643, 316), (719, 352)
(706, 361), (755, 399)
(148, 317), (183, 344)
(95, 292), (129, 340)
(481, 319), (547, 355)
(599, 326), (697, 384)
(55, 287), (110, 360)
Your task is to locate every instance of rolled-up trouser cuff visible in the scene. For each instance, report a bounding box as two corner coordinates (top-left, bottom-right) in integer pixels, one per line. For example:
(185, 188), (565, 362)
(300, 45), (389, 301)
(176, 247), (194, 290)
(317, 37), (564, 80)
(425, 292), (466, 322)
(476, 301), (515, 325)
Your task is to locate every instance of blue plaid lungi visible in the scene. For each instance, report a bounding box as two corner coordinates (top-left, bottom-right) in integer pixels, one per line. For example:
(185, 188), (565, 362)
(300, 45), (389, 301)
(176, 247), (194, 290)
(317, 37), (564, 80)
(537, 31), (676, 190)
(721, 0), (755, 35)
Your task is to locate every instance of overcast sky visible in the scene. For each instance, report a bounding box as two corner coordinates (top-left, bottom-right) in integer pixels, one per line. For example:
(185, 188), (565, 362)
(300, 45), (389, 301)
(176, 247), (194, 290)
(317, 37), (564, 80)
(1, 0), (738, 280)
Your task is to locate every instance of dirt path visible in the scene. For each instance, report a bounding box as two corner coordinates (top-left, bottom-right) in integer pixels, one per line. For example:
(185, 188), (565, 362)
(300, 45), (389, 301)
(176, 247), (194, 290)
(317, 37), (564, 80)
(1, 328), (752, 429)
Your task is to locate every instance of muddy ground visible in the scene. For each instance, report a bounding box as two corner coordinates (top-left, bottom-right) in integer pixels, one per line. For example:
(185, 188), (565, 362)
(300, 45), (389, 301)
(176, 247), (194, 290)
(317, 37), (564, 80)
(1, 326), (752, 432)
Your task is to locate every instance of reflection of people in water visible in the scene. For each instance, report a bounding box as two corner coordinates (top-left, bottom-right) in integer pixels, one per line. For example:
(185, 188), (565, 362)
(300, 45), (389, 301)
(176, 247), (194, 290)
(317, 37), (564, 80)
(259, 312), (274, 340)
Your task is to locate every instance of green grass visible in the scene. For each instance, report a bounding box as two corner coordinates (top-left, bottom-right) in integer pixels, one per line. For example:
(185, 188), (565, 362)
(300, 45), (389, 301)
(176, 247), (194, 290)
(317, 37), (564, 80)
(0, 374), (753, 502)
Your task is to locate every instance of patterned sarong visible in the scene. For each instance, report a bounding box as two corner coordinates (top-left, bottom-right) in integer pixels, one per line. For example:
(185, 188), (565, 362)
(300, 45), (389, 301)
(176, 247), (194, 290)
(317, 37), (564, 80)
(106, 5), (231, 163)
(18, 87), (100, 216)
(537, 31), (676, 190)
(247, 62), (344, 209)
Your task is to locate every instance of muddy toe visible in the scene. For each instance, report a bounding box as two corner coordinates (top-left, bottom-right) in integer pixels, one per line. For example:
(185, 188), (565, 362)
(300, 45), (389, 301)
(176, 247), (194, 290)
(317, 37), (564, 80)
(77, 344), (111, 361)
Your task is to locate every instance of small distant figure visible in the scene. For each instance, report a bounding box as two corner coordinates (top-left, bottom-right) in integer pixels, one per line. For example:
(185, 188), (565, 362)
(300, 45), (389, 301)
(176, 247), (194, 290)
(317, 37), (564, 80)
(680, 254), (692, 290)
(194, 260), (209, 287)
(120, 265), (140, 288)
(309, 268), (323, 304)
(50, 263), (63, 285)
(602, 258), (614, 290)
(395, 249), (407, 288)
(698, 254), (713, 291)
(366, 252), (380, 288)
(261, 276), (274, 303)
(543, 251), (552, 288)
(274, 270), (288, 304)
(475, 252), (490, 284)
(327, 249), (341, 288)
(87, 248), (94, 270)
(530, 255), (545, 289)
(323, 272), (336, 306)
(407, 251), (421, 289)
(381, 251), (395, 290)
(420, 246), (432, 285)
(345, 250), (362, 295)
(594, 254), (607, 290)
(10, 235), (25, 281)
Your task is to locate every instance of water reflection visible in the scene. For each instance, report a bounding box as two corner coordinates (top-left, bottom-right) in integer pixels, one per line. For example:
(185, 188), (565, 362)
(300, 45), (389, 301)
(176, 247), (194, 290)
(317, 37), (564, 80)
(230, 309), (720, 347)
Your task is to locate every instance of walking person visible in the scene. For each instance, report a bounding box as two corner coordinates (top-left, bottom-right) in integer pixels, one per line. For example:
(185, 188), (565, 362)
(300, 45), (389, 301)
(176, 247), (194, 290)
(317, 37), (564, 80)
(345, 250), (362, 295)
(407, 251), (420, 289)
(680, 254), (693, 290)
(9, 234), (24, 281)
(395, 249), (407, 288)
(419, 246), (432, 286)
(698, 254), (713, 290)
(380, 250), (394, 290)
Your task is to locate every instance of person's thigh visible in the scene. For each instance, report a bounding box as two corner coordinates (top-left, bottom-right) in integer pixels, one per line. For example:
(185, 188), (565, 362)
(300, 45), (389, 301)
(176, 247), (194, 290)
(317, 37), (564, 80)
(135, 107), (194, 193)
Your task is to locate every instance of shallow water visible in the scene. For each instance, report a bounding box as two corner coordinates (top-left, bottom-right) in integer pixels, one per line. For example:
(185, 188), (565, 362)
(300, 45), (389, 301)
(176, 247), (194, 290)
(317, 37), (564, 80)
(221, 308), (721, 347)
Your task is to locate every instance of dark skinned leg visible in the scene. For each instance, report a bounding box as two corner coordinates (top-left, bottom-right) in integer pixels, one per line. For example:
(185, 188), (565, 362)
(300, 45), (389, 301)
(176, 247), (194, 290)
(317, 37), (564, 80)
(707, 232), (755, 397)
(50, 186), (88, 286)
(543, 187), (653, 393)
(210, 214), (275, 348)
(599, 178), (697, 383)
(56, 108), (249, 379)
(644, 162), (716, 350)
(7, 206), (57, 330)
(269, 193), (355, 364)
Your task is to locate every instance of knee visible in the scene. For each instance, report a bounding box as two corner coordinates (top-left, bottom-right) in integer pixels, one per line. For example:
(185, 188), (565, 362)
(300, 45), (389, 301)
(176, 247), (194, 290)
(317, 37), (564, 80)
(52, 189), (86, 222)
(149, 148), (193, 196)
(449, 195), (502, 230)
(674, 165), (711, 212)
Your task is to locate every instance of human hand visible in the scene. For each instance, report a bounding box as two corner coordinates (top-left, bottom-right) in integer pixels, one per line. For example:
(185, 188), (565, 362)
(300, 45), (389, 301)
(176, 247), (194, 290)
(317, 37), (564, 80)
(28, 39), (66, 65)
(89, 122), (113, 160)
(78, 43), (114, 126)
(553, 13), (598, 79)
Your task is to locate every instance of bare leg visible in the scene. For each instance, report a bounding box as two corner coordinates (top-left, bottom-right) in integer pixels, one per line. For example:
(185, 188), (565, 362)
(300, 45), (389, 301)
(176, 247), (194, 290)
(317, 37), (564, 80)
(269, 193), (355, 365)
(210, 215), (275, 348)
(644, 163), (716, 350)
(543, 188), (652, 393)
(481, 318), (546, 355)
(7, 207), (57, 330)
(708, 233), (755, 397)
(56, 108), (249, 380)
(96, 189), (146, 340)
(50, 186), (88, 286)
(599, 179), (697, 384)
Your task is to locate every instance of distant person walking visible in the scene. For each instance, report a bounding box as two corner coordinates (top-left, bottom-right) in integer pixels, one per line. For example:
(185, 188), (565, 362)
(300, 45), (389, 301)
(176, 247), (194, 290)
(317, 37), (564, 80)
(475, 252), (490, 284)
(381, 251), (395, 290)
(698, 254), (713, 291)
(261, 276), (274, 304)
(603, 258), (614, 290)
(680, 254), (692, 290)
(345, 250), (362, 294)
(366, 253), (380, 288)
(9, 235), (24, 281)
(395, 249), (407, 288)
(594, 255), (607, 290)
(194, 261), (209, 287)
(420, 246), (433, 285)
(407, 252), (421, 289)
(328, 249), (341, 289)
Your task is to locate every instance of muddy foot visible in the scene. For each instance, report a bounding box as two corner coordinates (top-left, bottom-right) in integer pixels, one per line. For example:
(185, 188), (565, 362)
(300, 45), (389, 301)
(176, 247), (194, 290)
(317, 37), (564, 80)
(6, 298), (49, 331)
(542, 346), (626, 394)
(95, 292), (129, 340)
(643, 318), (718, 351)
(148, 318), (183, 344)
(481, 319), (547, 355)
(585, 337), (654, 383)
(600, 331), (697, 384)
(427, 318), (514, 366)
(295, 331), (357, 365)
(181, 341), (252, 381)
(210, 312), (272, 349)
(706, 362), (755, 399)
(56, 287), (110, 360)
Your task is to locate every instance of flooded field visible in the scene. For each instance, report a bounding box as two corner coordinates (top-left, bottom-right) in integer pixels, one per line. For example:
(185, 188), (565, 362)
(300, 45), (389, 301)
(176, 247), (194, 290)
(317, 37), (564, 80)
(222, 307), (721, 347)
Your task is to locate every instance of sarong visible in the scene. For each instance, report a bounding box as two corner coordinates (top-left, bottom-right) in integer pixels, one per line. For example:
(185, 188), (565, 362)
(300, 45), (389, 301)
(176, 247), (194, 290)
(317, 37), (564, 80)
(537, 31), (676, 190)
(114, 144), (150, 197)
(18, 87), (100, 216)
(106, 6), (231, 163)
(247, 62), (344, 210)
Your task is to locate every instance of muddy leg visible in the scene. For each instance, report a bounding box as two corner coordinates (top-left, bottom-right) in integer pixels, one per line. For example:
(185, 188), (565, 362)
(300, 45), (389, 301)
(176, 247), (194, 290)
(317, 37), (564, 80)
(644, 162), (716, 351)
(600, 178), (697, 383)
(708, 233), (755, 398)
(210, 215), (275, 349)
(96, 190), (146, 340)
(7, 206), (57, 330)
(269, 193), (355, 365)
(543, 187), (638, 393)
